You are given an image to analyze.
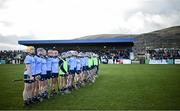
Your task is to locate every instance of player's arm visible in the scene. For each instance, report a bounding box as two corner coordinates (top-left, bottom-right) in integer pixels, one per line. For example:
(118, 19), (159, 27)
(61, 65), (67, 73)
(25, 64), (33, 80)
(59, 59), (67, 73)
(24, 56), (33, 80)
(80, 62), (83, 71)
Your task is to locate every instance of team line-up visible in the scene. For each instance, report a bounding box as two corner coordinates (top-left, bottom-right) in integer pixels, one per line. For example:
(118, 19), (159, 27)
(23, 46), (100, 106)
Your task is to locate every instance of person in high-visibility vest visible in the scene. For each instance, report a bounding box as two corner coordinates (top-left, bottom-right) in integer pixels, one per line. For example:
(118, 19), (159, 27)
(86, 53), (93, 82)
(88, 56), (92, 69)
(93, 54), (99, 75)
(58, 53), (68, 95)
(96, 54), (100, 75)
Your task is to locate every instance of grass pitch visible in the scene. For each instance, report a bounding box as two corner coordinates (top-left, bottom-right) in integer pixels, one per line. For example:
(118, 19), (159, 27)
(0, 64), (180, 110)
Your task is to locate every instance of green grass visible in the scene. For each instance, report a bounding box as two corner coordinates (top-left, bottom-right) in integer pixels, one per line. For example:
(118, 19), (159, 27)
(0, 64), (180, 110)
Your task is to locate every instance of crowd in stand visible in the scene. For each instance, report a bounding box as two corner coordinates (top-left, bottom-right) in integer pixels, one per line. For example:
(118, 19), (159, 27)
(0, 49), (131, 64)
(146, 49), (180, 60)
(0, 50), (26, 64)
(99, 49), (130, 59)
(1, 48), (180, 64)
(99, 49), (131, 64)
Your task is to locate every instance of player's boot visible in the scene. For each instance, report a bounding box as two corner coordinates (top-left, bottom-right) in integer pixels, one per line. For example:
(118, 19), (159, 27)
(50, 92), (54, 97)
(24, 100), (30, 106)
(37, 94), (43, 102)
(28, 98), (34, 104)
(60, 88), (65, 95)
(76, 81), (81, 89)
(64, 87), (71, 94)
(75, 83), (79, 90)
(41, 92), (45, 98)
(45, 91), (49, 99)
(32, 96), (37, 102)
(81, 81), (85, 86)
(69, 85), (75, 91)
(52, 89), (57, 96)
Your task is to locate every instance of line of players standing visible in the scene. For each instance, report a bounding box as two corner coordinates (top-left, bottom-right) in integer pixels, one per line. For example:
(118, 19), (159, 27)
(23, 46), (99, 106)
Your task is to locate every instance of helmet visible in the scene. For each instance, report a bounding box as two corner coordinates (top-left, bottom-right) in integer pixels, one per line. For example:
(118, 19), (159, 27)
(37, 48), (44, 55)
(26, 46), (35, 53)
(61, 52), (67, 58)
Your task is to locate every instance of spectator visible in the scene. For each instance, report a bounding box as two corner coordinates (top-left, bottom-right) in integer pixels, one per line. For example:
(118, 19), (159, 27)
(146, 49), (180, 60)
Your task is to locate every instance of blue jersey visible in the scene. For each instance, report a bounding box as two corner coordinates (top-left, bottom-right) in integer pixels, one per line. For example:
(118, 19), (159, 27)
(46, 56), (53, 71)
(81, 57), (86, 66)
(85, 57), (88, 66)
(51, 57), (59, 73)
(24, 70), (28, 75)
(34, 55), (42, 74)
(76, 58), (82, 70)
(68, 57), (77, 70)
(66, 58), (70, 70)
(41, 57), (47, 75)
(24, 54), (35, 75)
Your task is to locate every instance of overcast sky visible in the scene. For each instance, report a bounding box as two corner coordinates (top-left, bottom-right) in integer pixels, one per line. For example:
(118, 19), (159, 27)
(0, 0), (180, 50)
